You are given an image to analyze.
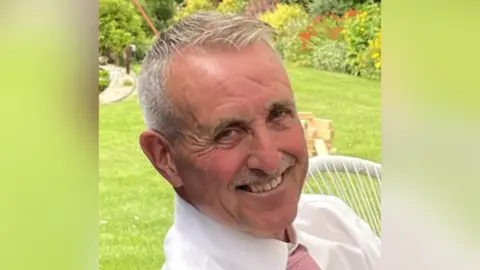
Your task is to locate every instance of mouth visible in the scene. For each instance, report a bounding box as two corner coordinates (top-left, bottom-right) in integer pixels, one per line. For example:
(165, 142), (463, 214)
(236, 172), (286, 194)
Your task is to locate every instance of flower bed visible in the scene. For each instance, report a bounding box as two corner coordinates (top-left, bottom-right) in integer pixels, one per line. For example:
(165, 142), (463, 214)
(172, 0), (381, 80)
(271, 2), (381, 80)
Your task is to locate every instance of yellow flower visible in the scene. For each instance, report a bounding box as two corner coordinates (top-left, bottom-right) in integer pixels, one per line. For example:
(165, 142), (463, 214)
(375, 61), (381, 69)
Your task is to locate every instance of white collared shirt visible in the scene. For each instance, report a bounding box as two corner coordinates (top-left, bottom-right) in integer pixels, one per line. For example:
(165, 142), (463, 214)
(162, 194), (381, 270)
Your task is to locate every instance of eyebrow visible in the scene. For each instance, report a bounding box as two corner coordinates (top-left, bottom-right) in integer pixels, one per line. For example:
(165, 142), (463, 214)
(268, 99), (295, 111)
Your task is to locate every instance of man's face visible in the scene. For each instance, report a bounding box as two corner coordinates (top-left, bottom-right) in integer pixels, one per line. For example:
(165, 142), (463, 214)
(167, 42), (308, 239)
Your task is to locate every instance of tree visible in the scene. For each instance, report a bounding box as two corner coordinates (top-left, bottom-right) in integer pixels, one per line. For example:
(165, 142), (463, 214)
(99, 0), (147, 62)
(135, 0), (175, 33)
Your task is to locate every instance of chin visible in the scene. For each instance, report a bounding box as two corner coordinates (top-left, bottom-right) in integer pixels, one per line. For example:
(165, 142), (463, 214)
(253, 216), (296, 240)
(255, 205), (298, 234)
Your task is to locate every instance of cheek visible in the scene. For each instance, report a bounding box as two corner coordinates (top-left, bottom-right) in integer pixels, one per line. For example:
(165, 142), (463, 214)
(196, 149), (247, 186)
(275, 123), (307, 158)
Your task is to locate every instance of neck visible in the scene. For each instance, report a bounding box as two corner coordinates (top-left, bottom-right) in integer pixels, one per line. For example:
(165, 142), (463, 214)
(174, 187), (193, 204)
(270, 226), (293, 243)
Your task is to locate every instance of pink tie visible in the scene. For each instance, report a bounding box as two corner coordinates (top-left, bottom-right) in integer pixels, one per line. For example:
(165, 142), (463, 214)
(287, 244), (321, 270)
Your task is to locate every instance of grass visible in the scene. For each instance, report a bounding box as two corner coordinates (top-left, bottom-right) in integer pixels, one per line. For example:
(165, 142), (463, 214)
(132, 63), (141, 75)
(99, 66), (380, 269)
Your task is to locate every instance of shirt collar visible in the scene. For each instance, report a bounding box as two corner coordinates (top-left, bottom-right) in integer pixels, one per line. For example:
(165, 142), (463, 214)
(172, 194), (294, 269)
(286, 225), (300, 254)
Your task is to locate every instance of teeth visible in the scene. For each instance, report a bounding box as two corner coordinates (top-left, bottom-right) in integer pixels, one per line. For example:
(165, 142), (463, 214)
(247, 176), (283, 194)
(270, 177), (280, 188)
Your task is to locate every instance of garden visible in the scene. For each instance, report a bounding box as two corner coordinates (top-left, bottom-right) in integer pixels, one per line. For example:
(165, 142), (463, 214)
(99, 0), (381, 84)
(99, 0), (381, 269)
(177, 0), (381, 79)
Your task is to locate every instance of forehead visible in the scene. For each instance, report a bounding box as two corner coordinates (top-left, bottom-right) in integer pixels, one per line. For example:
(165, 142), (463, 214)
(166, 43), (293, 122)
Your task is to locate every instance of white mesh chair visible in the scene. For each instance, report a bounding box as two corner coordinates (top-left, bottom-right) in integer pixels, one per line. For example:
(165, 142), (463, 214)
(304, 155), (382, 236)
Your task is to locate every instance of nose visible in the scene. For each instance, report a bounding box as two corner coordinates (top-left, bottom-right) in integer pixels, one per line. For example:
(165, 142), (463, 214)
(246, 128), (282, 175)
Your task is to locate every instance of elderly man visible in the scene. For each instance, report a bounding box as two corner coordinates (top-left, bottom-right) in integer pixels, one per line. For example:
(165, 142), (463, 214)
(137, 12), (380, 270)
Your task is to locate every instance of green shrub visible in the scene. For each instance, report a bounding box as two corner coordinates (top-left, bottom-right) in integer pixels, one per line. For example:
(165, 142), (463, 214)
(99, 80), (109, 92)
(99, 0), (147, 60)
(174, 0), (216, 21)
(275, 18), (312, 66)
(137, 0), (175, 34)
(308, 0), (351, 16)
(99, 70), (109, 78)
(311, 39), (349, 73)
(361, 30), (381, 79)
(99, 69), (110, 93)
(307, 0), (377, 16)
(217, 0), (246, 14)
(122, 79), (134, 86)
(341, 2), (380, 77)
(276, 13), (344, 68)
(279, 0), (312, 9)
(258, 3), (309, 38)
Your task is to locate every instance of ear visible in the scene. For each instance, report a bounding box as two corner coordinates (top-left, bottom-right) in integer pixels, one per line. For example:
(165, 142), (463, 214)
(139, 130), (183, 188)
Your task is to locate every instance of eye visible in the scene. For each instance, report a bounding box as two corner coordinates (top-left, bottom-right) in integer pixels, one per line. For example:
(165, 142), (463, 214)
(215, 128), (243, 143)
(269, 107), (292, 122)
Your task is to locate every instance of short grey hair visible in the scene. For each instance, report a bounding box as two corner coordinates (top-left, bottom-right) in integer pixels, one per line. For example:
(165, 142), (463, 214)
(137, 11), (275, 142)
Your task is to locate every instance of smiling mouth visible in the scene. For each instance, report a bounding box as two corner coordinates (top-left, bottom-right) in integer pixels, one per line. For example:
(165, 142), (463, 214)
(236, 173), (285, 193)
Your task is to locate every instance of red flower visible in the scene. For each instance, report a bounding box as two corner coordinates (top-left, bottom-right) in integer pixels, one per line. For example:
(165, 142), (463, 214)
(299, 32), (311, 41)
(313, 15), (322, 24)
(344, 9), (358, 18)
(327, 26), (343, 40)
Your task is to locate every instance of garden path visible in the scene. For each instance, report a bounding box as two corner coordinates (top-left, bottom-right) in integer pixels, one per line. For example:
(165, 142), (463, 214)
(99, 65), (137, 104)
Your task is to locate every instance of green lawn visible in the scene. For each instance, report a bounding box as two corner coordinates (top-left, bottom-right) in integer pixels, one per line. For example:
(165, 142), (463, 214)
(99, 66), (380, 270)
(132, 63), (142, 75)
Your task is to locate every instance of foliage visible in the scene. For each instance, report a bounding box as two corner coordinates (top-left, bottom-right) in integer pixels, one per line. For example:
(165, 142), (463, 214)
(271, 2), (380, 80)
(99, 0), (147, 60)
(217, 0), (247, 13)
(122, 79), (134, 86)
(308, 13), (345, 42)
(311, 39), (348, 73)
(279, 0), (312, 9)
(308, 0), (351, 16)
(341, 3), (380, 77)
(276, 13), (343, 67)
(99, 80), (109, 92)
(174, 0), (216, 21)
(258, 3), (309, 37)
(361, 30), (381, 79)
(307, 0), (377, 16)
(217, 0), (246, 14)
(129, 36), (157, 63)
(99, 70), (109, 78)
(275, 19), (311, 66)
(244, 0), (279, 15)
(369, 31), (381, 70)
(138, 0), (176, 33)
(99, 69), (110, 92)
(132, 0), (173, 33)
